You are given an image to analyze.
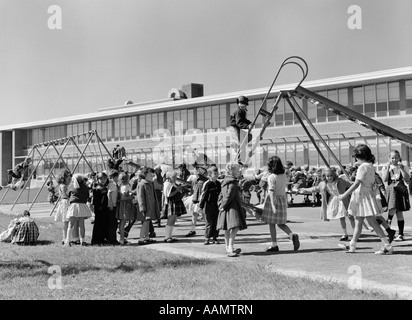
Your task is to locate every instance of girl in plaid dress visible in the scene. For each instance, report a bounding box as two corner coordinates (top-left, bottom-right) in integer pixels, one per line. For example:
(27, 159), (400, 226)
(163, 171), (187, 243)
(217, 162), (247, 257)
(262, 156), (300, 252)
(11, 210), (39, 245)
(54, 171), (72, 245)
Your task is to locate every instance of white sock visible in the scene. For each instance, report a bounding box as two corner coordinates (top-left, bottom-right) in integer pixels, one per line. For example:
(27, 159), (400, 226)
(227, 245), (233, 253)
(164, 226), (170, 239)
(169, 226), (174, 238)
(381, 238), (389, 246)
(289, 233), (294, 240)
(272, 242), (278, 247)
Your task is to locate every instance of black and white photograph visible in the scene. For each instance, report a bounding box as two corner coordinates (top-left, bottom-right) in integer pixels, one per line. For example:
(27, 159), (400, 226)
(1, 0), (412, 309)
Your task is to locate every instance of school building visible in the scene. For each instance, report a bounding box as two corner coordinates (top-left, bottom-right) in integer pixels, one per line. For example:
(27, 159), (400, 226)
(1, 66), (412, 184)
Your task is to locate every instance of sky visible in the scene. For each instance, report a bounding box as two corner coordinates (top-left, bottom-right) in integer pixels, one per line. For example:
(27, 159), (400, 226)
(1, 0), (412, 127)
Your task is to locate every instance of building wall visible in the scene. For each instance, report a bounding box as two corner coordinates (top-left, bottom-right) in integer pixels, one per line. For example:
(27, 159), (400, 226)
(0, 131), (12, 185)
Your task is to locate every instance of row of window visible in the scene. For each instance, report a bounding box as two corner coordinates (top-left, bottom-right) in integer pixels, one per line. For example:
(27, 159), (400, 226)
(31, 135), (408, 177)
(26, 80), (412, 148)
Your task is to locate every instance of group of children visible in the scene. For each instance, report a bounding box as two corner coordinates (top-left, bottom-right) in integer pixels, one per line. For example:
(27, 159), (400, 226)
(1, 143), (408, 257)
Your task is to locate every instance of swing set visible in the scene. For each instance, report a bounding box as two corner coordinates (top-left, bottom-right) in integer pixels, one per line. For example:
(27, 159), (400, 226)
(0, 130), (114, 215)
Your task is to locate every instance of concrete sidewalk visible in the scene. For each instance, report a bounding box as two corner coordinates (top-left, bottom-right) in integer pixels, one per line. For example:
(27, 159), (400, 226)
(1, 199), (412, 299)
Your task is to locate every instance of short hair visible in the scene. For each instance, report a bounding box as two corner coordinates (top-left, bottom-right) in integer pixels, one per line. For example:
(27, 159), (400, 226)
(352, 144), (375, 163)
(268, 156), (285, 175)
(207, 166), (218, 175)
(140, 166), (155, 178)
(225, 162), (241, 176)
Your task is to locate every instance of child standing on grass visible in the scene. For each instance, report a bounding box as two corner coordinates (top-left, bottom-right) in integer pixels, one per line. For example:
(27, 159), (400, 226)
(65, 173), (93, 246)
(54, 171), (72, 245)
(382, 150), (410, 241)
(338, 144), (394, 255)
(261, 156), (300, 253)
(136, 166), (160, 245)
(199, 166), (221, 245)
(299, 167), (355, 241)
(217, 162), (247, 257)
(91, 172), (109, 246)
(162, 171), (186, 243)
(116, 172), (135, 245)
(185, 166), (208, 237)
(107, 169), (120, 245)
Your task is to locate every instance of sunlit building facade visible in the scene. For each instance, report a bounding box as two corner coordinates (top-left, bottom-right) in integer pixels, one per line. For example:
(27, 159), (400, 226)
(1, 67), (412, 184)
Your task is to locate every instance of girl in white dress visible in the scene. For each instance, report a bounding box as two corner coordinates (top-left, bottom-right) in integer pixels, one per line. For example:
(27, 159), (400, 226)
(338, 144), (394, 255)
(300, 168), (354, 241)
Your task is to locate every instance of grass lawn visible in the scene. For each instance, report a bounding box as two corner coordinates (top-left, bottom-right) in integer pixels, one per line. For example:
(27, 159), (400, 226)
(0, 213), (397, 300)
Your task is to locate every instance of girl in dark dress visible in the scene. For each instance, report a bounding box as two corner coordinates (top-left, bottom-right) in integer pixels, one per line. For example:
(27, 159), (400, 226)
(91, 172), (109, 245)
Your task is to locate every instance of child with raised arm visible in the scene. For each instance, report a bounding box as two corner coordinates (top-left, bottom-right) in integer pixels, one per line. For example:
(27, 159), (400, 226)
(162, 171), (186, 243)
(299, 167), (355, 241)
(338, 144), (394, 255)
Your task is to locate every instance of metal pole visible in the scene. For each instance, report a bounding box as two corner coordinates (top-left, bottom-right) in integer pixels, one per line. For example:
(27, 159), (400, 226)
(284, 95), (330, 168)
(24, 139), (71, 212)
(70, 133), (95, 173)
(10, 145), (49, 210)
(287, 93), (351, 181)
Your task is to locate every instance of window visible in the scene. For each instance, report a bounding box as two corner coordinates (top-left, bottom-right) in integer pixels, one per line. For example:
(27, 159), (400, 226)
(364, 85), (375, 118)
(388, 82), (400, 116)
(219, 104), (227, 128)
(376, 83), (388, 117)
(187, 109), (194, 130)
(125, 117), (132, 139)
(316, 91), (327, 123)
(131, 116), (137, 138)
(406, 80), (412, 114)
(204, 106), (212, 129)
(120, 117), (126, 139)
(353, 87), (363, 114)
(114, 118), (120, 141)
(145, 114), (152, 137)
(212, 105), (219, 130)
(327, 90), (338, 122)
(338, 88), (348, 120)
(196, 107), (204, 130)
(139, 115), (145, 139)
(275, 98), (284, 126)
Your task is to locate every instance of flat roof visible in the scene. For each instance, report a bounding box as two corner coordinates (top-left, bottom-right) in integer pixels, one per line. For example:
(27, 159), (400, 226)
(1, 66), (412, 131)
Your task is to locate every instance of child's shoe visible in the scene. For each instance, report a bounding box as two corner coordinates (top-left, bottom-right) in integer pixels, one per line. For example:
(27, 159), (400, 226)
(340, 235), (349, 241)
(374, 245), (394, 255)
(394, 235), (405, 242)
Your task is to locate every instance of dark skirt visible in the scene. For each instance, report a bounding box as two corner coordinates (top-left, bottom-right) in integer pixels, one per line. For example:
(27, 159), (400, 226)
(216, 208), (247, 231)
(116, 199), (136, 220)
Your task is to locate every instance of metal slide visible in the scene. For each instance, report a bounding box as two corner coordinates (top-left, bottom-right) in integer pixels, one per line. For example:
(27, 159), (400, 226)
(291, 86), (412, 148)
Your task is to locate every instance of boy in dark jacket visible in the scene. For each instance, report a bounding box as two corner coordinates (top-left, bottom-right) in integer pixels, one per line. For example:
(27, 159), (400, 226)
(199, 166), (222, 245)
